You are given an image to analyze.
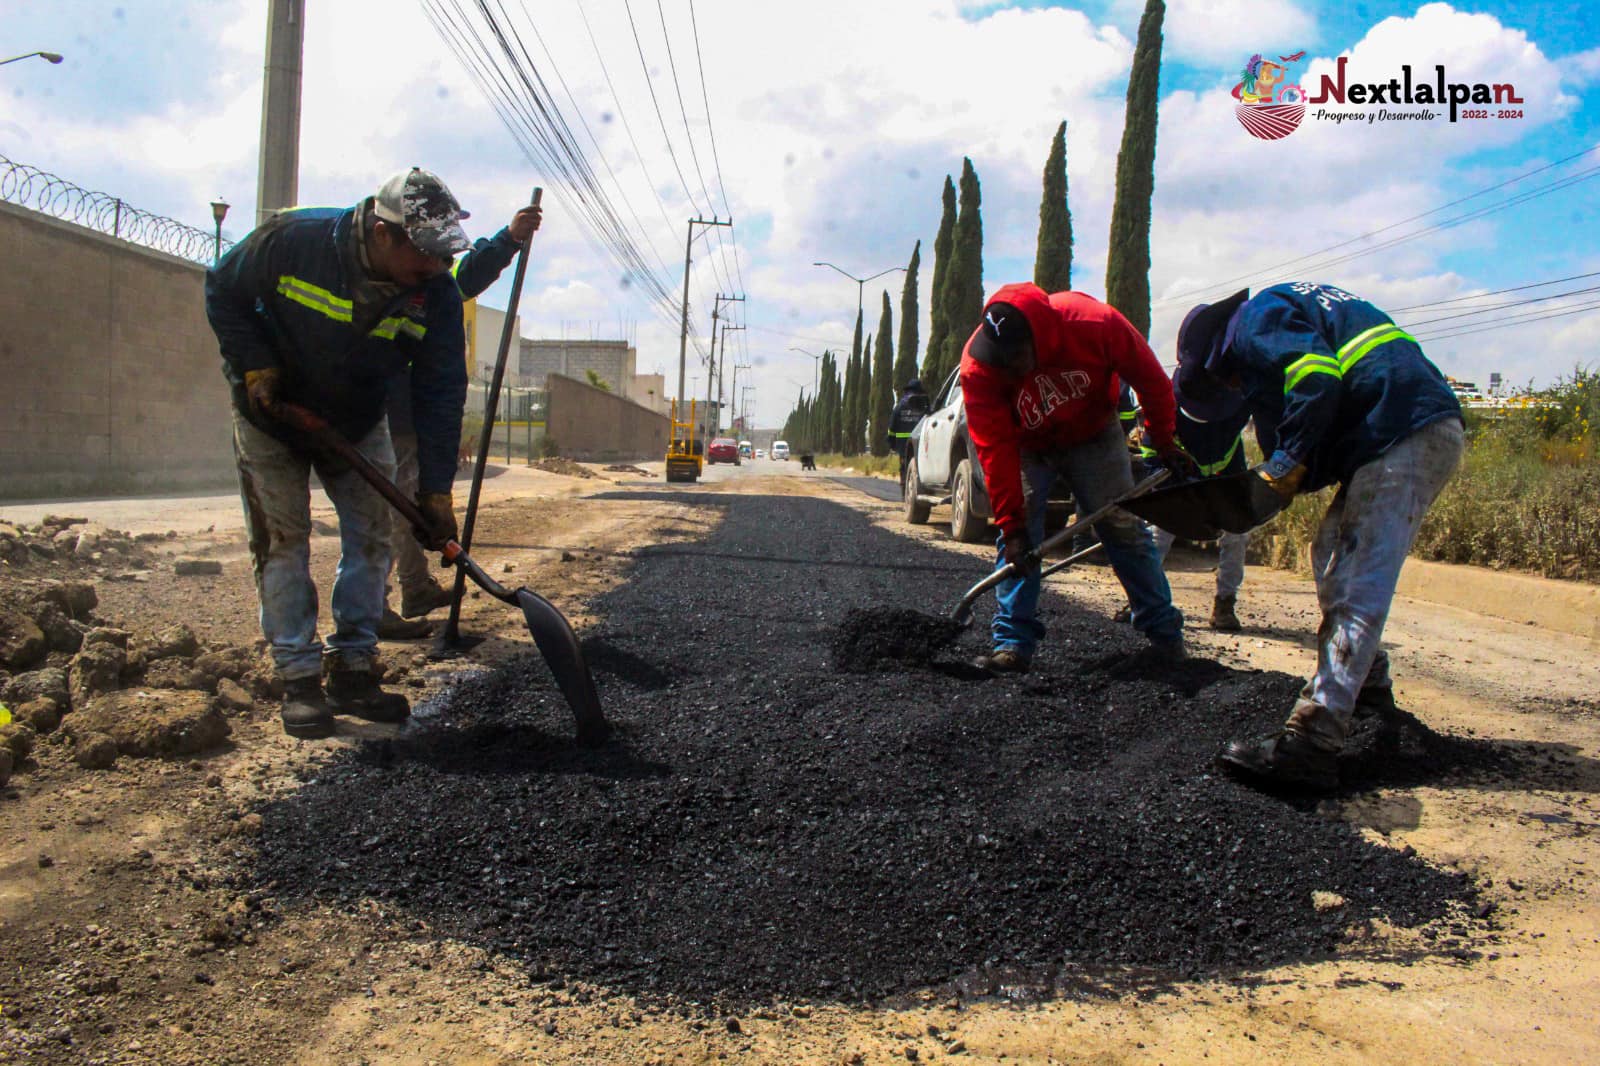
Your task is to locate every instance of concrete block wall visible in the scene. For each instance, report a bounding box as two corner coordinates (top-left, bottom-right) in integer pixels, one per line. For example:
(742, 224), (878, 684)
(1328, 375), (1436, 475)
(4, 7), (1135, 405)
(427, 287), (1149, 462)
(0, 202), (235, 500)
(544, 373), (669, 462)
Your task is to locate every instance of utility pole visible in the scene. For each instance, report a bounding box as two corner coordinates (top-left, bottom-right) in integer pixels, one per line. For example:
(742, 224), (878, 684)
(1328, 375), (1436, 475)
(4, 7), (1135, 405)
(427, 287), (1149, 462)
(730, 362), (752, 431)
(740, 384), (756, 431)
(716, 327), (745, 434)
(256, 0), (305, 224)
(676, 216), (734, 414)
(704, 293), (743, 441)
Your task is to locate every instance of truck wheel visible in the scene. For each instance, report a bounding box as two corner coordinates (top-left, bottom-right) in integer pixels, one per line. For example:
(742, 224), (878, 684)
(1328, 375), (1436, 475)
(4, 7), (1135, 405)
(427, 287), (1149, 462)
(903, 456), (931, 524)
(950, 459), (988, 543)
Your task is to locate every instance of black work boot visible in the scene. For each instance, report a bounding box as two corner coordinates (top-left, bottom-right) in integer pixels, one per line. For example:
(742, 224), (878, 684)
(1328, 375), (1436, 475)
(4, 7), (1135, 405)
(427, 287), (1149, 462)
(401, 579), (455, 619)
(1356, 684), (1397, 715)
(280, 676), (334, 739)
(1112, 603), (1133, 624)
(973, 648), (1031, 675)
(1210, 595), (1242, 632)
(1217, 729), (1339, 792)
(325, 666), (411, 724)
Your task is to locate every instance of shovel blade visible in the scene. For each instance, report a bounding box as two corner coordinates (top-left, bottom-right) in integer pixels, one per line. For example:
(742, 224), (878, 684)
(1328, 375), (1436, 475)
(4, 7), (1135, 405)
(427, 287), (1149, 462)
(514, 588), (611, 747)
(1119, 471), (1287, 540)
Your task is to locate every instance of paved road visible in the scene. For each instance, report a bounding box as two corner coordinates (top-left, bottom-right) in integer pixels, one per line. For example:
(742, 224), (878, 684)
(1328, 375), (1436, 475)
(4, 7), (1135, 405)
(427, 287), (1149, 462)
(827, 475), (901, 502)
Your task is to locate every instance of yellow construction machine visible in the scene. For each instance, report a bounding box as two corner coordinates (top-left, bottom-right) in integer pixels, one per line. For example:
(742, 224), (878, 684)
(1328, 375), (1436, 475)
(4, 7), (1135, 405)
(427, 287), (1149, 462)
(665, 398), (702, 483)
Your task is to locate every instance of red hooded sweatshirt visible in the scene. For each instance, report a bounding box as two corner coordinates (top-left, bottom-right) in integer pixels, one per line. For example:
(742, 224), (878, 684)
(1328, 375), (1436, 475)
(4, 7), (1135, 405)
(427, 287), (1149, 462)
(959, 283), (1177, 537)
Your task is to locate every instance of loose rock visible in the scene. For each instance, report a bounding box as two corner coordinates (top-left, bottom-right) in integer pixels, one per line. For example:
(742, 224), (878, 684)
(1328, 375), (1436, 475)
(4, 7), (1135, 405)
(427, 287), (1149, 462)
(3, 667), (69, 710)
(216, 677), (255, 714)
(146, 624), (202, 661)
(16, 697), (62, 735)
(74, 731), (120, 770)
(69, 642), (128, 706)
(0, 611), (48, 670)
(69, 689), (231, 758)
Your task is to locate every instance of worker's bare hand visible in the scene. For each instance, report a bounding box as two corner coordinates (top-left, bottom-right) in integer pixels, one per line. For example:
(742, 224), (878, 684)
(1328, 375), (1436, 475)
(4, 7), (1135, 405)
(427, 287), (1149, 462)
(509, 204), (542, 244)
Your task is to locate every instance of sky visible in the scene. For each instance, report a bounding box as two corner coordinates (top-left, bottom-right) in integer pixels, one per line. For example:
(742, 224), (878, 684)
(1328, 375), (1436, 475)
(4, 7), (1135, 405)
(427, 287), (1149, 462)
(3, 0), (1597, 429)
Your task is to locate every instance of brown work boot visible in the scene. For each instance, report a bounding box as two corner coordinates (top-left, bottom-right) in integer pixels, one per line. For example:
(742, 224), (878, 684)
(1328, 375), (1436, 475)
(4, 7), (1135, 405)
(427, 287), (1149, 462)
(973, 648), (1031, 675)
(377, 607), (433, 640)
(400, 579), (456, 619)
(325, 664), (411, 724)
(1209, 595), (1242, 632)
(280, 676), (334, 739)
(1112, 603), (1133, 624)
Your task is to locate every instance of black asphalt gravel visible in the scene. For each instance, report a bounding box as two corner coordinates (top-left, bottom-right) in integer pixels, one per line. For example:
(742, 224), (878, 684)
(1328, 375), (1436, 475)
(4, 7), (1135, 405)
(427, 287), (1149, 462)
(250, 490), (1512, 1006)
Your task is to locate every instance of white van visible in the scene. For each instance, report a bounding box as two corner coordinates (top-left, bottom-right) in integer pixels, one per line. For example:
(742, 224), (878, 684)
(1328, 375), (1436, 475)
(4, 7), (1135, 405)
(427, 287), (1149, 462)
(771, 441), (791, 461)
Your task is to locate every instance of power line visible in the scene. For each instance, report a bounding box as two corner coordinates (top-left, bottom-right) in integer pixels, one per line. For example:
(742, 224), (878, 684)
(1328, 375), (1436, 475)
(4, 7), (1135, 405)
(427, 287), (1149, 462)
(1400, 283), (1600, 329)
(1414, 298), (1600, 342)
(686, 0), (747, 309)
(1157, 144), (1600, 307)
(1387, 270), (1600, 312)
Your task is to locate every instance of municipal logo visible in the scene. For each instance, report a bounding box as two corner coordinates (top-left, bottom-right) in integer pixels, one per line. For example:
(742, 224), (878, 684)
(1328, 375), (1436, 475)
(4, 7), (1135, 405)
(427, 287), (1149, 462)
(1232, 51), (1308, 140)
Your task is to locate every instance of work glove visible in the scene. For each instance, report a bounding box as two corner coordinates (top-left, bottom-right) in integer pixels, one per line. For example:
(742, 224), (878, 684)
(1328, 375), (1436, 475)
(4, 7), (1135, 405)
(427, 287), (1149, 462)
(1252, 455), (1308, 500)
(413, 492), (459, 551)
(243, 367), (282, 419)
(1002, 528), (1040, 577)
(508, 203), (543, 244)
(1152, 441), (1201, 481)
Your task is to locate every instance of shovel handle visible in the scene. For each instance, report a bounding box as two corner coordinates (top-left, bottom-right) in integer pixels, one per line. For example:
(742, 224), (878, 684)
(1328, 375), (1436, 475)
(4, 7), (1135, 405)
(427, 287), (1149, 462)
(267, 402), (519, 606)
(950, 468), (1170, 625)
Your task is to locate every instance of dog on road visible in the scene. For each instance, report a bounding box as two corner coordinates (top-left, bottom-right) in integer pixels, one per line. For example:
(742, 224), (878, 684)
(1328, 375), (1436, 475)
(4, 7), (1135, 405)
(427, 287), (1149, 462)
(800, 453), (817, 471)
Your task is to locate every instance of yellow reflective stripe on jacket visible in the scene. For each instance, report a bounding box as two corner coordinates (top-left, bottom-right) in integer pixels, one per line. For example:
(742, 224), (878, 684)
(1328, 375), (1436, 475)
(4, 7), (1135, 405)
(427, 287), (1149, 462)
(1337, 326), (1413, 373)
(1283, 352), (1342, 392)
(369, 316), (427, 341)
(1198, 435), (1242, 476)
(276, 275), (353, 323)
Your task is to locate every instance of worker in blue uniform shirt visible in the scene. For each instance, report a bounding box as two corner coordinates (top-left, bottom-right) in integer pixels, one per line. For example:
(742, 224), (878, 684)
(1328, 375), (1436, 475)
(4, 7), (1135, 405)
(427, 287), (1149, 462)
(886, 378), (931, 485)
(206, 167), (472, 739)
(1133, 397), (1253, 631)
(1175, 283), (1464, 792)
(378, 199), (543, 639)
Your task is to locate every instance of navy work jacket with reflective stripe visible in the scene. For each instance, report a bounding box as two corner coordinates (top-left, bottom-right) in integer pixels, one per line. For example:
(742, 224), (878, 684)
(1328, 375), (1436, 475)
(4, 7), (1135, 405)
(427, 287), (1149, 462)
(205, 205), (467, 494)
(1229, 283), (1461, 492)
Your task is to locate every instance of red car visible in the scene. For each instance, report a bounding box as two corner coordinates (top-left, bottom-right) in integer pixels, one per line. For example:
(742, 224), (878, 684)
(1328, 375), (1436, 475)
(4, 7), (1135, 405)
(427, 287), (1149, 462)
(707, 437), (741, 465)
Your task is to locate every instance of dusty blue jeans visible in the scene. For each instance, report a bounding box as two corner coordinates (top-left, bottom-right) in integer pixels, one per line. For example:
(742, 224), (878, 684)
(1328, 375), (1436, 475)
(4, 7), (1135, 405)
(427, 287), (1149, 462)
(1286, 418), (1466, 750)
(232, 410), (395, 681)
(992, 418), (1184, 655)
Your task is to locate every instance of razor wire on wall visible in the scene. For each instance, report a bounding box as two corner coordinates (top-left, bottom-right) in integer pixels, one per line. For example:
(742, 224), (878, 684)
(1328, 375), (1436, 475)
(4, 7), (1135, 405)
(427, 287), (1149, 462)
(0, 154), (232, 266)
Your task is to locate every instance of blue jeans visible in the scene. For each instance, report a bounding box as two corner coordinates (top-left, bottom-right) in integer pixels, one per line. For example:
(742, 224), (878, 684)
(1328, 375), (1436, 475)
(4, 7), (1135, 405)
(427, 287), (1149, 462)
(1285, 418), (1465, 750)
(232, 410), (395, 681)
(992, 418), (1184, 655)
(1155, 527), (1249, 599)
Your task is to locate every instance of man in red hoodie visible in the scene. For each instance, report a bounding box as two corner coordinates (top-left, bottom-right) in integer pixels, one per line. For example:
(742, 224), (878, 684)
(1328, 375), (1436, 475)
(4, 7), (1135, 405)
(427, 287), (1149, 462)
(961, 283), (1193, 672)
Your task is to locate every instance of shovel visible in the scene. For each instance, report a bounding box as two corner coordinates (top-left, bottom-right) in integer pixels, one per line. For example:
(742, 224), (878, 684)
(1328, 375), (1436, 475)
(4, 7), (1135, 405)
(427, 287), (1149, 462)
(951, 469), (1170, 625)
(1116, 469), (1288, 541)
(269, 401), (611, 748)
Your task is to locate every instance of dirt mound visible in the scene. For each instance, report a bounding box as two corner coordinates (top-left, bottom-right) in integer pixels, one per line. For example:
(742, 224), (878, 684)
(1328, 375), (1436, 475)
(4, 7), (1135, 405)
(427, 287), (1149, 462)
(832, 607), (964, 672)
(530, 458), (601, 479)
(252, 494), (1500, 1007)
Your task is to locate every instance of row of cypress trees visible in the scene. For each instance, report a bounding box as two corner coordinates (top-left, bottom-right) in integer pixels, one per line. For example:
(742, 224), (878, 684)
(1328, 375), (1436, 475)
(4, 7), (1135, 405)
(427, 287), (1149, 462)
(781, 0), (1166, 451)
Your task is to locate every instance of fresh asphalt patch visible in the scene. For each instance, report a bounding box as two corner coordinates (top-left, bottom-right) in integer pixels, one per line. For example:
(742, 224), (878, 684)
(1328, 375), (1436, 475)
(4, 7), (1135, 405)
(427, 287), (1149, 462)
(828, 475), (904, 502)
(250, 491), (1516, 1007)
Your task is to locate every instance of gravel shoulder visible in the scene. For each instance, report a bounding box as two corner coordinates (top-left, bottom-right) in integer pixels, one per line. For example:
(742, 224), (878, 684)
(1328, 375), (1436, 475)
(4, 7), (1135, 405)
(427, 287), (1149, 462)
(1, 467), (1597, 1064)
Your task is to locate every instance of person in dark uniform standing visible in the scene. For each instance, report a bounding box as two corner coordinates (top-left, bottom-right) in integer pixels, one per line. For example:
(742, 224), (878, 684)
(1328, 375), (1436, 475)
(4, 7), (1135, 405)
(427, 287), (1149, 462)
(886, 378), (931, 484)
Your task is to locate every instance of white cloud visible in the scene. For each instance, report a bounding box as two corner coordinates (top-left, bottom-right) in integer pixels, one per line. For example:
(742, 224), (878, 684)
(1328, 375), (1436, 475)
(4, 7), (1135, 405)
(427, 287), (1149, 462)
(1155, 0), (1320, 66)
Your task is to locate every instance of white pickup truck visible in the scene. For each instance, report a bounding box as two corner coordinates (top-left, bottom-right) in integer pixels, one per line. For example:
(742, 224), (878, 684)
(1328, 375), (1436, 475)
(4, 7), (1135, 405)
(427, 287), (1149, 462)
(902, 370), (1074, 542)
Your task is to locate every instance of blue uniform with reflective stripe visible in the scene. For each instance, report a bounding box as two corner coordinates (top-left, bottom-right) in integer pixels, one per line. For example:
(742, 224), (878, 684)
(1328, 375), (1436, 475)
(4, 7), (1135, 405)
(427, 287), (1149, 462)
(206, 204), (467, 494)
(1229, 283), (1461, 492)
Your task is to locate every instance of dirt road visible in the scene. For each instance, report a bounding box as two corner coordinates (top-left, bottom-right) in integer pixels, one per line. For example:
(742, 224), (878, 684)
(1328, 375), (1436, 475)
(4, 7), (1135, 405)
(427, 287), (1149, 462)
(2, 461), (1597, 1064)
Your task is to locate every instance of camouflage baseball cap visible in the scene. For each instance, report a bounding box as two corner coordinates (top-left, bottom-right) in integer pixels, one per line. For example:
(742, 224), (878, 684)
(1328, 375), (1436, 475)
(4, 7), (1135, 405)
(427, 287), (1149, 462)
(373, 167), (472, 257)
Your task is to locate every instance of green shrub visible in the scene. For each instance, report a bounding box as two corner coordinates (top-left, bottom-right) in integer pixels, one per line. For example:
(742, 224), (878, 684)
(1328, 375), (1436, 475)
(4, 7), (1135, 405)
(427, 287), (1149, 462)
(811, 452), (900, 477)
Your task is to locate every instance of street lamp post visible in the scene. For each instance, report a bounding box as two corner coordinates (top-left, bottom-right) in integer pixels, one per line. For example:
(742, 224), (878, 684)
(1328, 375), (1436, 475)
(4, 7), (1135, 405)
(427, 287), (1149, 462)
(210, 199), (230, 268)
(0, 51), (64, 67)
(812, 260), (906, 323)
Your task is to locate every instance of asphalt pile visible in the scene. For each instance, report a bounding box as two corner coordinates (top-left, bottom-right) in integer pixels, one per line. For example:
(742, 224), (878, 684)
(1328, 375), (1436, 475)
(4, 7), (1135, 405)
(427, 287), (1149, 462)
(251, 491), (1509, 1005)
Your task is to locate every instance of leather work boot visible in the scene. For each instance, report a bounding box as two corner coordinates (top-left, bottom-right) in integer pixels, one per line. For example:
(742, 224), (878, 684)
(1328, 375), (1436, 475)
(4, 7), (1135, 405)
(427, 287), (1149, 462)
(377, 608), (433, 640)
(973, 648), (1031, 675)
(280, 676), (334, 740)
(400, 579), (456, 619)
(1216, 729), (1340, 792)
(325, 666), (411, 724)
(1112, 604), (1133, 624)
(1356, 684), (1398, 715)
(1210, 595), (1242, 632)
(1147, 637), (1187, 663)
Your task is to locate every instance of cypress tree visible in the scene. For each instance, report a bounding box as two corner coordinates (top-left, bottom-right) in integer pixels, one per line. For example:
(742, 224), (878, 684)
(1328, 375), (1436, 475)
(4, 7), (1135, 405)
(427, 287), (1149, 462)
(827, 353), (843, 453)
(1105, 0), (1165, 338)
(923, 176), (957, 385)
(841, 347), (858, 455)
(939, 157), (985, 383)
(872, 291), (896, 457)
(894, 241), (921, 391)
(1034, 120), (1073, 293)
(857, 337), (873, 454)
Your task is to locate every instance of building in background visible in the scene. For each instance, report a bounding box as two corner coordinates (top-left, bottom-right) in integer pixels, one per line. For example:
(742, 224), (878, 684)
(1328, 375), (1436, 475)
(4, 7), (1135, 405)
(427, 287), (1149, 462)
(515, 338), (668, 414)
